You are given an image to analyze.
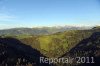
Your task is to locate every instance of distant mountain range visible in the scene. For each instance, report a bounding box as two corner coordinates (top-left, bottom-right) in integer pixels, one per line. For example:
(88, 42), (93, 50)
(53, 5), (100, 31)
(0, 26), (92, 35)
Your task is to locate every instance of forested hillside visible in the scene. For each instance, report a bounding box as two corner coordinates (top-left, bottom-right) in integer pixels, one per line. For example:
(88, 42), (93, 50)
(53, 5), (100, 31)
(0, 27), (100, 66)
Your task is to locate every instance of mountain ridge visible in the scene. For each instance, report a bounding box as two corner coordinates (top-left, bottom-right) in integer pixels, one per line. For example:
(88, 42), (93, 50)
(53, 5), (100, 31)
(0, 26), (92, 36)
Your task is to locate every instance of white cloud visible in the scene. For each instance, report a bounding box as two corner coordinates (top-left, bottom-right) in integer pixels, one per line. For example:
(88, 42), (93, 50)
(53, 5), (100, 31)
(0, 13), (16, 21)
(0, 23), (11, 29)
(0, 23), (21, 30)
(0, 14), (15, 19)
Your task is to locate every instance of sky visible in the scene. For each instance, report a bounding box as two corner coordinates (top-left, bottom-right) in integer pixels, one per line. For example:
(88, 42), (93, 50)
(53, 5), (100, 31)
(0, 0), (100, 29)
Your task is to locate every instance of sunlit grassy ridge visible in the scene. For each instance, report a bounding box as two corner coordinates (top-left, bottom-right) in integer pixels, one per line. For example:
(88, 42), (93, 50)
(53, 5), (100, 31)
(39, 36), (52, 51)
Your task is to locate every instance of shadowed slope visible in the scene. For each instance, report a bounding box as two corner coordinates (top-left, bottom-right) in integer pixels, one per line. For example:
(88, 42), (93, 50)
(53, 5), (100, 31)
(60, 32), (100, 66)
(0, 38), (52, 66)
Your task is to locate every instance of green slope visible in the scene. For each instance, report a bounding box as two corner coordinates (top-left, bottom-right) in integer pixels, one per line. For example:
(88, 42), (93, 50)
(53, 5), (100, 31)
(0, 27), (100, 66)
(18, 29), (98, 57)
(1, 27), (100, 58)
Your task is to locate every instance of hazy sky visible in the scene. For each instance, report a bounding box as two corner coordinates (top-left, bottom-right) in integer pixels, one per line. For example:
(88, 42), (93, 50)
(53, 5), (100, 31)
(0, 0), (100, 29)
